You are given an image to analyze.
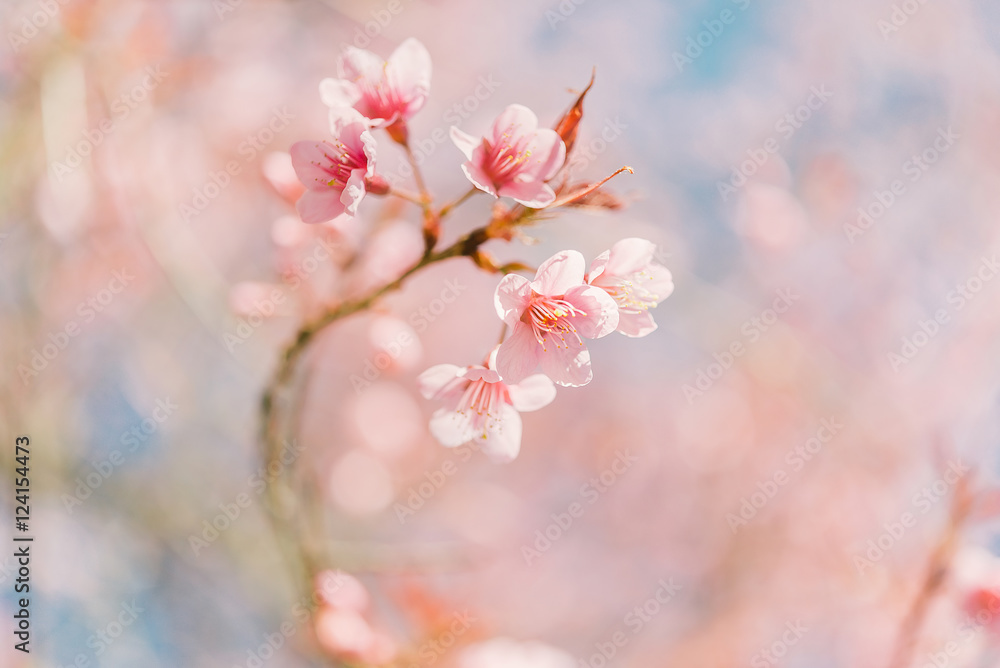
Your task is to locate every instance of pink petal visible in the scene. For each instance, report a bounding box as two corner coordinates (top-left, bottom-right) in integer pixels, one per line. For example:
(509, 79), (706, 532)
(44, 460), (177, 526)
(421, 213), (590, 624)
(645, 264), (675, 303)
(494, 274), (532, 328)
(481, 405), (523, 463)
(290, 141), (337, 191)
(507, 374), (556, 413)
(463, 367), (501, 383)
(564, 284), (619, 339)
(339, 45), (384, 82)
(417, 364), (464, 400)
(587, 249), (611, 284)
(329, 107), (371, 135)
(340, 168), (367, 216)
(489, 104), (539, 145)
(319, 78), (361, 110)
(531, 250), (586, 297)
(386, 38), (431, 117)
(460, 160), (498, 198)
(497, 178), (556, 208)
(617, 310), (658, 338)
(521, 127), (566, 182)
(539, 342), (593, 388)
(450, 126), (480, 161)
(495, 323), (541, 384)
(605, 238), (657, 277)
(297, 189), (346, 224)
(429, 407), (476, 447)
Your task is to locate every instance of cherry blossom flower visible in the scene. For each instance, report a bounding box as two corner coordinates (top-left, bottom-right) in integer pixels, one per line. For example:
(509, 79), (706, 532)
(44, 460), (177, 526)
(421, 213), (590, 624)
(587, 238), (674, 337)
(450, 104), (566, 207)
(494, 250), (618, 387)
(319, 38), (431, 132)
(312, 570), (397, 665)
(418, 348), (556, 462)
(457, 638), (576, 668)
(290, 109), (376, 225)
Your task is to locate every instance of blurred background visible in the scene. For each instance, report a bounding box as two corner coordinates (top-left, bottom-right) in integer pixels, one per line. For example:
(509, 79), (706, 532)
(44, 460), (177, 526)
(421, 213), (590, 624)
(3, 0), (1000, 666)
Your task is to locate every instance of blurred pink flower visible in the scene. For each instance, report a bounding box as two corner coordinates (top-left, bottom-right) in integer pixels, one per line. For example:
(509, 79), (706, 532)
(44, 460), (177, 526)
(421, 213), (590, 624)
(495, 251), (618, 387)
(418, 348), (556, 462)
(313, 570), (396, 665)
(319, 38), (431, 131)
(587, 238), (674, 337)
(450, 104), (566, 207)
(457, 638), (575, 668)
(290, 109), (376, 225)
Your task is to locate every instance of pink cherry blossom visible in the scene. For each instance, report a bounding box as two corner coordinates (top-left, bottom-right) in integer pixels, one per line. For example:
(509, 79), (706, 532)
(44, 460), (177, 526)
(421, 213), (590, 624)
(587, 238), (674, 337)
(290, 110), (376, 225)
(457, 638), (575, 668)
(450, 104), (566, 207)
(418, 348), (556, 462)
(494, 250), (618, 387)
(319, 38), (431, 128)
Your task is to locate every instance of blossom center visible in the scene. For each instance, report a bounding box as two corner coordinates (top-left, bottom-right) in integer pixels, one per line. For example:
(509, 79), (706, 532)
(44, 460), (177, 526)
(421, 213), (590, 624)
(484, 124), (534, 184)
(315, 142), (365, 189)
(456, 378), (510, 438)
(522, 295), (587, 350)
(599, 270), (661, 314)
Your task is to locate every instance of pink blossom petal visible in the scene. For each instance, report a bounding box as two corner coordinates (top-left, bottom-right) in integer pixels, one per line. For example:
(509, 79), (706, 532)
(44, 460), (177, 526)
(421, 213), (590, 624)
(645, 264), (675, 302)
(297, 189), (347, 224)
(495, 323), (542, 384)
(564, 284), (620, 338)
(463, 367), (501, 383)
(339, 45), (384, 82)
(494, 274), (532, 327)
(522, 128), (567, 182)
(315, 571), (370, 612)
(290, 141), (337, 191)
(417, 364), (464, 400)
(450, 126), (480, 160)
(489, 104), (539, 145)
(481, 405), (523, 463)
(604, 237), (657, 276)
(617, 310), (658, 337)
(429, 407), (477, 447)
(539, 342), (593, 387)
(461, 160), (499, 198)
(587, 249), (611, 283)
(497, 178), (556, 208)
(319, 78), (361, 110)
(531, 250), (586, 297)
(507, 374), (556, 412)
(341, 168), (367, 215)
(386, 38), (431, 116)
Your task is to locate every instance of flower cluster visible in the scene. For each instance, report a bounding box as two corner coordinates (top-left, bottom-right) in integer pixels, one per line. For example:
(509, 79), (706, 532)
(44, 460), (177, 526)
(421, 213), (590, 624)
(287, 38), (674, 464)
